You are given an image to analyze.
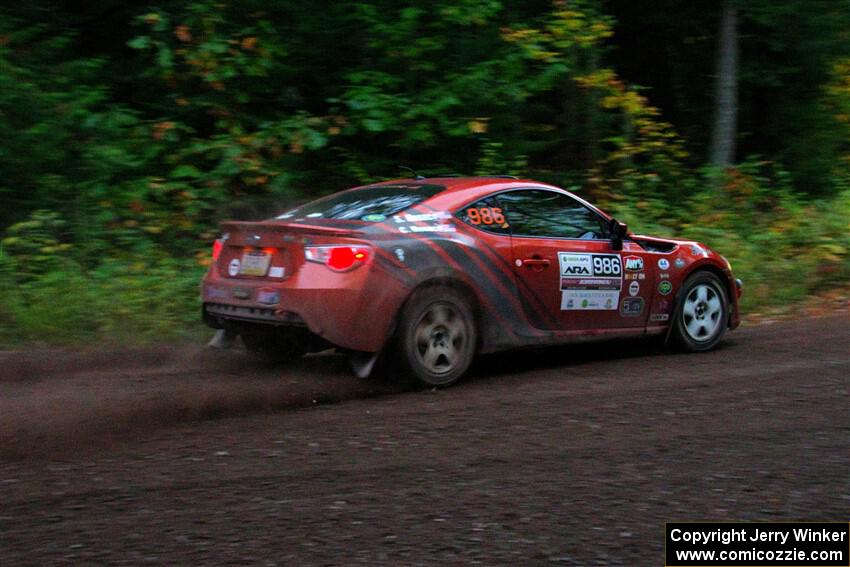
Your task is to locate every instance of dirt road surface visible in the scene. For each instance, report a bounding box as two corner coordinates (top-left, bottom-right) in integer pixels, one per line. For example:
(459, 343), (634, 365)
(1, 315), (848, 565)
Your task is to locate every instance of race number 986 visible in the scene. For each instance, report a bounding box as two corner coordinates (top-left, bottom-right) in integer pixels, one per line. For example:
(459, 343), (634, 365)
(593, 255), (621, 276)
(466, 207), (506, 226)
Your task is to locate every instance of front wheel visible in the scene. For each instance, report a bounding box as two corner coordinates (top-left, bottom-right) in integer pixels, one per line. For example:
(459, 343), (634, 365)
(396, 287), (477, 388)
(671, 272), (729, 352)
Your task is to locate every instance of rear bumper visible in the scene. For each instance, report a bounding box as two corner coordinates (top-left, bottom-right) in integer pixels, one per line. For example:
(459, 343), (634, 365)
(201, 264), (405, 352)
(204, 303), (306, 326)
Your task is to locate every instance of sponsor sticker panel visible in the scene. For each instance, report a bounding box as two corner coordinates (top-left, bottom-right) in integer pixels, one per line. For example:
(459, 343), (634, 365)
(561, 290), (619, 311)
(624, 255), (644, 271)
(558, 253), (623, 310)
(561, 277), (620, 291)
(393, 210), (457, 233)
(620, 297), (644, 317)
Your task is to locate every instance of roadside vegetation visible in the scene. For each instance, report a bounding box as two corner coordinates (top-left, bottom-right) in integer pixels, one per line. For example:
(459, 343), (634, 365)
(1, 1), (848, 345)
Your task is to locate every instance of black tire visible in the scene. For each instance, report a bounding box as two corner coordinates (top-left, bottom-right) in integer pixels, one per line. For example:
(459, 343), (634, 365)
(671, 271), (729, 352)
(395, 286), (477, 387)
(241, 325), (307, 363)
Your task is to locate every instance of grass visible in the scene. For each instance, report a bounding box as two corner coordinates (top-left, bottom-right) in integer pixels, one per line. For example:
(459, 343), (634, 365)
(0, 260), (208, 346)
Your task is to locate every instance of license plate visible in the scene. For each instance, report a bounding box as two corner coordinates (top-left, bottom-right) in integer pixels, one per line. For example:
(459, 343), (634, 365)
(240, 250), (272, 276)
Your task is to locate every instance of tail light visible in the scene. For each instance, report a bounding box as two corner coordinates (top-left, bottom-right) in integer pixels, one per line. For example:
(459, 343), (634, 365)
(211, 238), (224, 261)
(304, 245), (371, 272)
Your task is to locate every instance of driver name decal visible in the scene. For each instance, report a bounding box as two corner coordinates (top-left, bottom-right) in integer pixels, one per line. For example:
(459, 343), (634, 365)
(393, 210), (457, 233)
(558, 253), (623, 310)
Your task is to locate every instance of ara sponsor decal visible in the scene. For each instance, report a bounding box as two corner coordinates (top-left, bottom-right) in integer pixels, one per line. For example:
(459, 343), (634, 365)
(649, 313), (669, 322)
(558, 253), (623, 277)
(623, 255), (644, 271)
(674, 258), (686, 269)
(657, 258), (670, 270)
(559, 253), (623, 310)
(620, 297), (644, 317)
(628, 280), (640, 297)
(625, 273), (646, 281)
(228, 258), (241, 277)
(658, 281), (673, 295)
(558, 253), (593, 276)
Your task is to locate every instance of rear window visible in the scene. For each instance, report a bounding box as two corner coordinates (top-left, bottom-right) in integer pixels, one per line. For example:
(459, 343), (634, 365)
(277, 184), (446, 222)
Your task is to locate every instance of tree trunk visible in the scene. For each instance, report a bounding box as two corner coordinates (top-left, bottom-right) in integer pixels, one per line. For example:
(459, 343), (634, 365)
(709, 0), (739, 168)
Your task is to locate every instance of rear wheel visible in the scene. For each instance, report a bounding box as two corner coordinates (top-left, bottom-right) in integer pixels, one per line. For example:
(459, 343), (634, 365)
(396, 287), (476, 387)
(671, 272), (729, 352)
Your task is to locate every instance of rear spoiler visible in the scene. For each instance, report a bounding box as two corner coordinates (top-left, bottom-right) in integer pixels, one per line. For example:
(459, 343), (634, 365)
(220, 220), (360, 239)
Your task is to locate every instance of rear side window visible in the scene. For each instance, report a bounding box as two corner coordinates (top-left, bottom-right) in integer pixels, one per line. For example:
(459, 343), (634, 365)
(457, 196), (510, 235)
(277, 184), (445, 222)
(498, 189), (609, 239)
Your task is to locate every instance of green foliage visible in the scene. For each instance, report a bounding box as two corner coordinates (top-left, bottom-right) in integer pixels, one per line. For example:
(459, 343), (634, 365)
(0, 211), (205, 345)
(1, 211), (73, 280)
(603, 162), (850, 310)
(606, 0), (850, 193)
(0, 259), (206, 345)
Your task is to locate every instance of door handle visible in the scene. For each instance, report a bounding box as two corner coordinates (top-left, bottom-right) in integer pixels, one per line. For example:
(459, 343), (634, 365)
(523, 258), (550, 268)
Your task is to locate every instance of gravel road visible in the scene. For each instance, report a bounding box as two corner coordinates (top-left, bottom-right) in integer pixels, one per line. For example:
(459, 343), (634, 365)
(1, 315), (848, 565)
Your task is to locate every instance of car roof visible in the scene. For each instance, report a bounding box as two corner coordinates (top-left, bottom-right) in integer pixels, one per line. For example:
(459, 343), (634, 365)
(361, 176), (556, 203)
(359, 176), (608, 219)
(364, 176), (545, 191)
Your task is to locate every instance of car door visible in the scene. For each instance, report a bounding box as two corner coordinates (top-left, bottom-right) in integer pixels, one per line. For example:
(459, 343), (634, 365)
(497, 188), (655, 332)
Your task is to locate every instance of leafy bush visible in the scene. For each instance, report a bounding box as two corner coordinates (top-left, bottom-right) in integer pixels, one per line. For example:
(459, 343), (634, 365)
(0, 211), (206, 345)
(0, 259), (206, 345)
(602, 162), (850, 311)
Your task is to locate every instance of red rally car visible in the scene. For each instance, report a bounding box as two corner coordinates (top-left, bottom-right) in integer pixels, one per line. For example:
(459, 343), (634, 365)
(202, 176), (742, 386)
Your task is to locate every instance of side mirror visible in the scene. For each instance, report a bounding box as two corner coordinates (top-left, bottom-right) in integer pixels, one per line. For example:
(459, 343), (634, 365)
(610, 219), (628, 251)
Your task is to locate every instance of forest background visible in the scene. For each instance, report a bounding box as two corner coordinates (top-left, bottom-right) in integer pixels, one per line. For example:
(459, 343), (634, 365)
(1, 0), (848, 344)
